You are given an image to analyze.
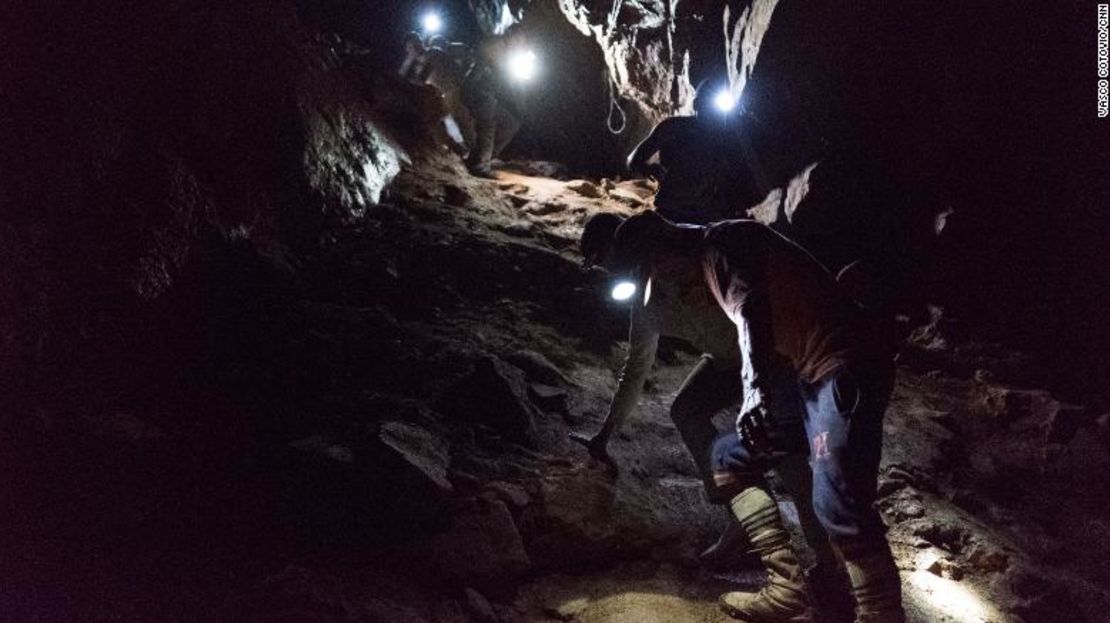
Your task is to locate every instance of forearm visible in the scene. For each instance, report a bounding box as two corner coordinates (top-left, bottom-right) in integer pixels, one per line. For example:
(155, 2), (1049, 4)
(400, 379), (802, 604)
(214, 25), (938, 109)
(600, 325), (659, 439)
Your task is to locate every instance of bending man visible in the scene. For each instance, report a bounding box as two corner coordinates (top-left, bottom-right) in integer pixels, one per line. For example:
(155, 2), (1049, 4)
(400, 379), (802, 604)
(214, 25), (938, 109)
(572, 213), (837, 574)
(610, 212), (903, 623)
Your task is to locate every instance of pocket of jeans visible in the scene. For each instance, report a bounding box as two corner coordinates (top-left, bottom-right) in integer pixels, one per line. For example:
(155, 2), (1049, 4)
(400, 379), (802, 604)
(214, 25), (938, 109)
(832, 372), (862, 416)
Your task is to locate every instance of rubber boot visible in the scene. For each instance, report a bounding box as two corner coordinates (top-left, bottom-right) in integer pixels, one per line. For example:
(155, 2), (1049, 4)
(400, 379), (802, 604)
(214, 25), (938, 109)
(835, 538), (905, 623)
(719, 487), (813, 622)
(699, 510), (755, 569)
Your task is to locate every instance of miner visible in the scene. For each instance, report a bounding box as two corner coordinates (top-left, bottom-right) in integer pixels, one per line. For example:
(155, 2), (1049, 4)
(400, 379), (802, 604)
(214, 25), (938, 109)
(459, 32), (523, 178)
(572, 213), (841, 582)
(626, 84), (762, 225)
(607, 212), (903, 623)
(398, 31), (430, 83)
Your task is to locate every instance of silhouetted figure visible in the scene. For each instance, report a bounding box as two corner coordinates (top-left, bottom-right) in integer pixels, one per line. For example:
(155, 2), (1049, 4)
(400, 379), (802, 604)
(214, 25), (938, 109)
(397, 31), (470, 157)
(398, 31), (430, 83)
(459, 33), (522, 178)
(627, 86), (761, 225)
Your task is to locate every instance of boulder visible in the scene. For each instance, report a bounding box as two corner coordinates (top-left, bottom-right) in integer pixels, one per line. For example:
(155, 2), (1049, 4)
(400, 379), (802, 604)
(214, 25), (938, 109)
(505, 349), (571, 386)
(378, 420), (453, 493)
(426, 498), (532, 593)
(565, 180), (604, 199)
(437, 356), (540, 442)
(529, 383), (568, 414)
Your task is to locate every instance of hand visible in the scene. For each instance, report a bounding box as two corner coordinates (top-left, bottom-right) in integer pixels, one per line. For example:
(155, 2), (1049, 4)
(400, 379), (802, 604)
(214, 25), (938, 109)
(737, 395), (773, 459)
(569, 431), (616, 470)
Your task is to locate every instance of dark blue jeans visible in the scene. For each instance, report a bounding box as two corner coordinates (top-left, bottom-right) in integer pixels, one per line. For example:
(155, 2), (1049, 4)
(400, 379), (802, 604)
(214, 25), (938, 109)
(711, 363), (894, 541)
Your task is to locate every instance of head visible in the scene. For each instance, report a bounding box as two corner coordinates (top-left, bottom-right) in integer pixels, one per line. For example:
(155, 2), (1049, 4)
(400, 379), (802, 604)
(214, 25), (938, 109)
(692, 78), (735, 119)
(403, 31), (425, 53)
(580, 213), (625, 268)
(427, 35), (448, 50)
(692, 79), (713, 117)
(609, 211), (672, 274)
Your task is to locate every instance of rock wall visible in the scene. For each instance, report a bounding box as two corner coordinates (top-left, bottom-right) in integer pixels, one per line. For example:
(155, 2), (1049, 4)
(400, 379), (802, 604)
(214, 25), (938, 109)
(537, 0), (1109, 399)
(0, 0), (411, 409)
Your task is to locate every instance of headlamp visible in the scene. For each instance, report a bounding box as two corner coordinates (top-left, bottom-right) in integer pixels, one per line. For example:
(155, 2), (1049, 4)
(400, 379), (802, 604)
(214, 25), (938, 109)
(713, 88), (736, 113)
(507, 49), (538, 83)
(422, 11), (443, 34)
(610, 280), (637, 302)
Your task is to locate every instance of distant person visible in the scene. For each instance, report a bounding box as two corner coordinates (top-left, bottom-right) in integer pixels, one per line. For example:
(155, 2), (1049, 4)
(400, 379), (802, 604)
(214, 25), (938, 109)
(627, 84), (762, 225)
(572, 213), (840, 581)
(608, 212), (903, 623)
(398, 31), (469, 156)
(459, 32), (523, 178)
(398, 31), (430, 84)
(421, 36), (473, 157)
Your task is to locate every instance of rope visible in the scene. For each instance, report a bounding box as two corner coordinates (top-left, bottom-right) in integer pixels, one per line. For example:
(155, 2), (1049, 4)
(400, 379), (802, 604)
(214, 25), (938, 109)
(606, 76), (627, 134)
(605, 0), (627, 134)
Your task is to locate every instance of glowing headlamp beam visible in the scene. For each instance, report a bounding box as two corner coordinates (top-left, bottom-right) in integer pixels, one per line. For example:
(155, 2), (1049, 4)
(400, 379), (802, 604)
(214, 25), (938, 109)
(422, 12), (443, 34)
(714, 88), (736, 113)
(611, 280), (637, 302)
(507, 49), (538, 82)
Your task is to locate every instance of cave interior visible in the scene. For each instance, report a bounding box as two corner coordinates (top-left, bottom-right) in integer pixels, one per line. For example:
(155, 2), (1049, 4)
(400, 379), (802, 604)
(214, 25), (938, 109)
(2, 0), (1109, 621)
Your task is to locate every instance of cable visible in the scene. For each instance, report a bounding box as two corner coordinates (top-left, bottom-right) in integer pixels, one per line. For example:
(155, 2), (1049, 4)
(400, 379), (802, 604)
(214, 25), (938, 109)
(606, 76), (627, 134)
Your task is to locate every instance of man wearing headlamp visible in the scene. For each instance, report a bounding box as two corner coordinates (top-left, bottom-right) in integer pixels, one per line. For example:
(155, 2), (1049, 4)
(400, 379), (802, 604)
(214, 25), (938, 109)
(594, 211), (903, 623)
(573, 213), (840, 585)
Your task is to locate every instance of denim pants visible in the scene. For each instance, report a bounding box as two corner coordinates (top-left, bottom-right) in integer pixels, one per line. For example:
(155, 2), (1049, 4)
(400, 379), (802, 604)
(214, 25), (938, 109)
(711, 363), (894, 541)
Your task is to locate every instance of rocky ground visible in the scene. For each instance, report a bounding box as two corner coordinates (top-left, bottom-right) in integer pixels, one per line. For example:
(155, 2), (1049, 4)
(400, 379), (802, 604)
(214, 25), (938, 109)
(7, 146), (1107, 623)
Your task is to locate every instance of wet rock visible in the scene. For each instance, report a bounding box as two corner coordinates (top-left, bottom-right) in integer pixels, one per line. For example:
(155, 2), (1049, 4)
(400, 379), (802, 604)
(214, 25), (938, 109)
(747, 189), (783, 225)
(449, 469), (484, 494)
(882, 493), (926, 523)
(426, 498), (532, 593)
(501, 160), (571, 180)
(921, 552), (965, 581)
(464, 587), (499, 623)
(484, 481), (532, 509)
(507, 194), (531, 208)
(444, 184), (470, 207)
(497, 182), (531, 195)
(911, 520), (970, 555)
(505, 349), (571, 386)
(501, 222), (535, 238)
(529, 383), (568, 413)
(290, 435), (356, 464)
(523, 201), (568, 216)
(379, 421), (453, 493)
(565, 180), (604, 199)
(607, 188), (648, 208)
(966, 543), (1010, 573)
(881, 463), (937, 494)
(438, 356), (540, 443)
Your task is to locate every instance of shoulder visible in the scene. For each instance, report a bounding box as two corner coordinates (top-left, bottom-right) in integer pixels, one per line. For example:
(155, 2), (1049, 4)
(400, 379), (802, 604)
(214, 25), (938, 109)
(703, 219), (771, 247)
(650, 117), (691, 141)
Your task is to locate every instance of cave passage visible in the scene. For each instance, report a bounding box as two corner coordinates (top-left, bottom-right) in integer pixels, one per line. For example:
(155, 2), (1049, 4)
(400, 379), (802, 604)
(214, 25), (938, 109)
(2, 1), (1108, 622)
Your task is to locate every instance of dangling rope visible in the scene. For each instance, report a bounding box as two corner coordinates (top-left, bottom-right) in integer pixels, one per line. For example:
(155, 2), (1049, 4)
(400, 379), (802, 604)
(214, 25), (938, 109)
(606, 75), (627, 134)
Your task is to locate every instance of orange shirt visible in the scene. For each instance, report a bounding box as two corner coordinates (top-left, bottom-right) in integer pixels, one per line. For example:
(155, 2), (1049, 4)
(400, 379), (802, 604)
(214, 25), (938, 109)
(701, 220), (871, 384)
